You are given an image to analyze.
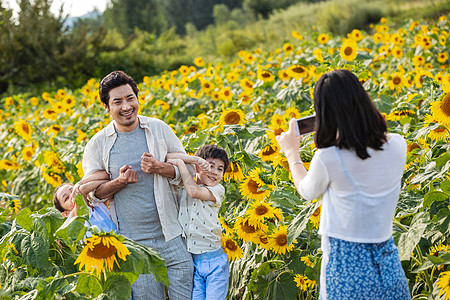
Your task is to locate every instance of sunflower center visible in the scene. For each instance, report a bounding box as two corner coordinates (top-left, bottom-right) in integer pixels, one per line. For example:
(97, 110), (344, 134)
(242, 221), (256, 234)
(261, 72), (271, 78)
(248, 178), (263, 194)
(274, 128), (284, 136)
(21, 123), (30, 134)
(259, 235), (268, 244)
(276, 234), (287, 246)
(393, 77), (401, 85)
(204, 83), (210, 89)
(262, 146), (276, 156)
(256, 205), (268, 216)
(344, 47), (353, 55)
(224, 112), (241, 124)
(434, 126), (445, 133)
(407, 142), (421, 153)
(87, 244), (117, 259)
(187, 125), (198, 133)
(312, 207), (321, 217)
(292, 66), (305, 74)
(225, 240), (237, 251)
(440, 94), (450, 117)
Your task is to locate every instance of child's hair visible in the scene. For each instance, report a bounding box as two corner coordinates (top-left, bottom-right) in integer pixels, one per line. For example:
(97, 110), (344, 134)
(52, 183), (73, 213)
(195, 145), (230, 172)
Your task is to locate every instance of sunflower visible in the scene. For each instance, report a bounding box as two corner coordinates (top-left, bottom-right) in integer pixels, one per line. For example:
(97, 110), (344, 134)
(220, 87), (233, 101)
(259, 144), (279, 162)
(387, 72), (406, 92)
(437, 271), (450, 300)
(292, 30), (303, 40)
(239, 175), (271, 201)
(283, 42), (294, 53)
(43, 109), (58, 121)
(313, 48), (324, 62)
(373, 32), (384, 43)
(412, 55), (425, 66)
(251, 231), (270, 250)
(41, 166), (62, 187)
(284, 107), (301, 120)
(430, 93), (450, 125)
(301, 255), (315, 267)
(219, 108), (246, 126)
(278, 69), (290, 81)
(21, 147), (34, 162)
(267, 126), (286, 146)
(14, 120), (33, 141)
(219, 217), (235, 235)
(221, 234), (243, 261)
(294, 274), (308, 291)
(351, 29), (363, 41)
(267, 226), (296, 255)
(227, 72), (239, 83)
(238, 91), (252, 105)
(340, 40), (358, 62)
(309, 205), (321, 229)
(0, 159), (20, 171)
(257, 70), (274, 83)
(391, 46), (403, 59)
(425, 114), (449, 141)
(194, 57), (205, 67)
(429, 243), (450, 256)
(246, 199), (277, 227)
(235, 217), (267, 242)
(240, 78), (255, 91)
(76, 161), (84, 178)
(438, 52), (449, 64)
(287, 64), (308, 80)
(201, 80), (214, 94)
(178, 65), (191, 77)
(47, 124), (63, 137)
(74, 234), (130, 276)
(224, 161), (245, 182)
(272, 153), (290, 171)
(317, 33), (330, 44)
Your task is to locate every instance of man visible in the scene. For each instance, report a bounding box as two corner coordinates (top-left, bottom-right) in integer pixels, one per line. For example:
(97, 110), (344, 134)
(82, 70), (193, 299)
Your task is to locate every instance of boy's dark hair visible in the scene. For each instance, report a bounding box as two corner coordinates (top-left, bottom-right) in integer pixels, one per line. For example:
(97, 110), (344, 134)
(99, 70), (139, 108)
(195, 145), (230, 172)
(313, 69), (387, 160)
(52, 183), (73, 213)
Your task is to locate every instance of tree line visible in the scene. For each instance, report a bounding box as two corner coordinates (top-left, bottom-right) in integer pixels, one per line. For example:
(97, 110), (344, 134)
(0, 0), (320, 95)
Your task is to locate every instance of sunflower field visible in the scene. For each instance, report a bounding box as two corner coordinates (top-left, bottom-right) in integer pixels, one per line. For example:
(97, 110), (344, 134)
(1, 13), (450, 300)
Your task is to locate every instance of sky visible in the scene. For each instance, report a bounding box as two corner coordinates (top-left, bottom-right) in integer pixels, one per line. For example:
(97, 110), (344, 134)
(3, 0), (108, 17)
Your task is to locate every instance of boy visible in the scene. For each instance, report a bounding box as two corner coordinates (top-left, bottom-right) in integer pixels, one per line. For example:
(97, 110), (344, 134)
(52, 171), (118, 233)
(166, 145), (230, 300)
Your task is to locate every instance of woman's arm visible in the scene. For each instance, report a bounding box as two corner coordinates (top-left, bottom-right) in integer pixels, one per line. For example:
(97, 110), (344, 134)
(276, 118), (308, 193)
(166, 158), (216, 202)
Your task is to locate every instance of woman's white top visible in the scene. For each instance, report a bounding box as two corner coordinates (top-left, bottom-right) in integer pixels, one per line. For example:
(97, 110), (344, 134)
(298, 133), (406, 243)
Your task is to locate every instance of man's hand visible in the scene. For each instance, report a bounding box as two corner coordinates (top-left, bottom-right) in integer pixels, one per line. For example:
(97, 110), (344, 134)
(118, 165), (138, 186)
(141, 152), (163, 174)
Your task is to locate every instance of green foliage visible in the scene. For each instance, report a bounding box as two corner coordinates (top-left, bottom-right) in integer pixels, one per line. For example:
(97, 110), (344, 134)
(0, 199), (168, 299)
(0, 0), (107, 94)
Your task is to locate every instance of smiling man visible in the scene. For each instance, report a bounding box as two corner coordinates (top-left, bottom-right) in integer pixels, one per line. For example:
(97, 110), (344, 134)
(82, 71), (193, 300)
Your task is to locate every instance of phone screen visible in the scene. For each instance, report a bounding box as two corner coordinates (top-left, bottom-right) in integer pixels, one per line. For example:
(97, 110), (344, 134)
(295, 115), (316, 136)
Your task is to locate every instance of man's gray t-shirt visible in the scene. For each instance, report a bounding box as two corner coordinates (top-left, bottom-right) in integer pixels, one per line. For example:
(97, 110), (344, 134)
(109, 125), (164, 241)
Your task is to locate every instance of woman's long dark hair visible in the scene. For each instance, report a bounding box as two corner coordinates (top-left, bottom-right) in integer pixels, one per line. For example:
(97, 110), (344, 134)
(313, 69), (387, 159)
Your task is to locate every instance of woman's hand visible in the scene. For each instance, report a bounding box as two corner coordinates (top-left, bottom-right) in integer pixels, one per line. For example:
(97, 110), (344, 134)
(276, 118), (303, 159)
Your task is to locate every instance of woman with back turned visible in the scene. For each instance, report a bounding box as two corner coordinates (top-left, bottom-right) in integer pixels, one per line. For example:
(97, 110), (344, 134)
(276, 69), (411, 299)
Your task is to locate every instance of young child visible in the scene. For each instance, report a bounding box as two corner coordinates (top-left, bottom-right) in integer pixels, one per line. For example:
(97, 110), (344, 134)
(166, 145), (230, 300)
(52, 172), (117, 233)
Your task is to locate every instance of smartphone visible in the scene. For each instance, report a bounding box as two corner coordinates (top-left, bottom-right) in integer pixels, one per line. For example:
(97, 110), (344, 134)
(295, 115), (316, 136)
